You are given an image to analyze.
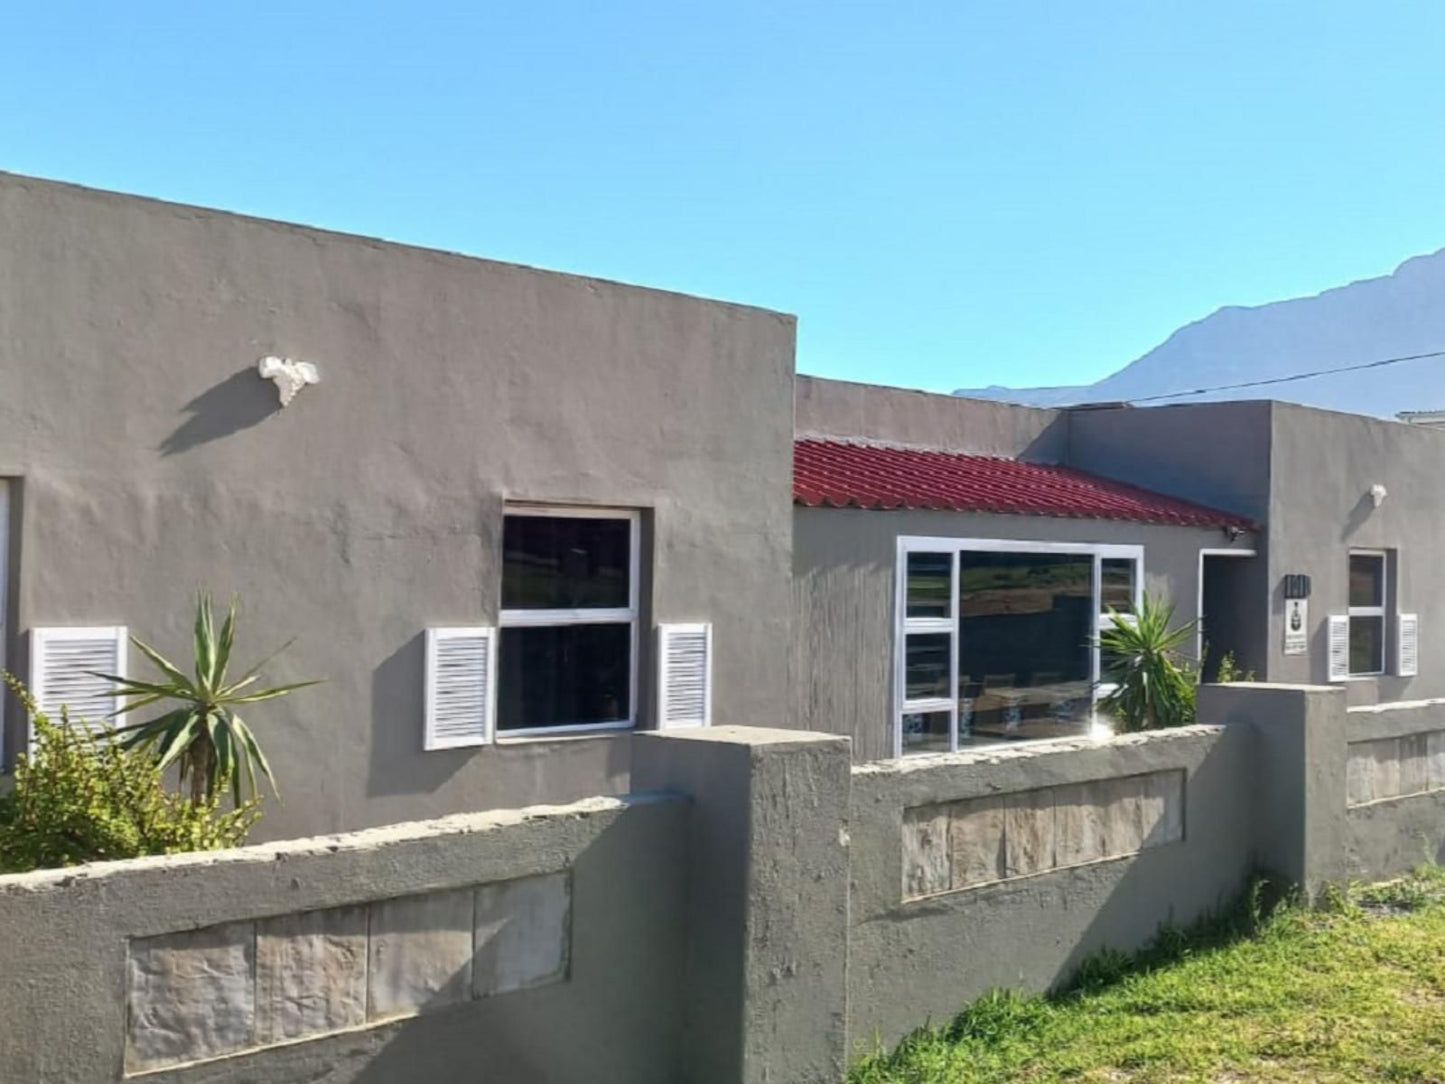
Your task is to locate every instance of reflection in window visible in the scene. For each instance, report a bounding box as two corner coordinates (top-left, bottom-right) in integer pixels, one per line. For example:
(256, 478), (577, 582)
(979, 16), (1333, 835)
(906, 552), (952, 619)
(896, 542), (1143, 756)
(904, 633), (951, 700)
(1101, 558), (1136, 612)
(901, 710), (950, 754)
(958, 552), (1093, 745)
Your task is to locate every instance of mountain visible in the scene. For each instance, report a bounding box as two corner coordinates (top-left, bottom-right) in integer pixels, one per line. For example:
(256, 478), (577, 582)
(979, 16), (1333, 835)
(956, 249), (1445, 418)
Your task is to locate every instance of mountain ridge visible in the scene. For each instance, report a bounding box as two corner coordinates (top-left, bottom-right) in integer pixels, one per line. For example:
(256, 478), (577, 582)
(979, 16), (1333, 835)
(956, 247), (1445, 418)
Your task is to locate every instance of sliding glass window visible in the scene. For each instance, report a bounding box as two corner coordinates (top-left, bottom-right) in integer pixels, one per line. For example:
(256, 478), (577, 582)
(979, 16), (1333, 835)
(895, 539), (1142, 756)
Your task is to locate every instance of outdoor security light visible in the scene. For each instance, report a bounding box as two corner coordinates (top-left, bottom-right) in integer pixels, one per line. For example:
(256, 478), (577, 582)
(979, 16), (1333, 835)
(1370, 483), (1388, 508)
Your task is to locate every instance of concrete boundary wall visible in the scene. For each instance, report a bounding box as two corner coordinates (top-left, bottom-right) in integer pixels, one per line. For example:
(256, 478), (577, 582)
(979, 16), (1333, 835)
(848, 726), (1255, 1047)
(1344, 698), (1445, 880)
(3, 692), (1444, 1082)
(0, 795), (689, 1083)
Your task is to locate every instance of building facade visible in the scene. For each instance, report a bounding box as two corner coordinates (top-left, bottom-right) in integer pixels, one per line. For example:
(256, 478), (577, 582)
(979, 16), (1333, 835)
(3, 172), (1442, 838)
(0, 172), (794, 839)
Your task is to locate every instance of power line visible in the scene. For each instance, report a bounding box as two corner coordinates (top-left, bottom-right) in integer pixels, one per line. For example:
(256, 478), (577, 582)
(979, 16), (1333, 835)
(1123, 348), (1445, 405)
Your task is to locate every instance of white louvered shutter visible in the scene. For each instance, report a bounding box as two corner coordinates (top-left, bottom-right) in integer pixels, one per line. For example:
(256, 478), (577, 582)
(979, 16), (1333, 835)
(658, 623), (712, 729)
(1398, 613), (1420, 677)
(29, 626), (128, 732)
(1327, 615), (1351, 682)
(424, 627), (496, 750)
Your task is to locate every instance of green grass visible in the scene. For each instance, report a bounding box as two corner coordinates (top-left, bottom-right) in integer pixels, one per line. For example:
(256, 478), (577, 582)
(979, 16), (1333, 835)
(849, 868), (1445, 1083)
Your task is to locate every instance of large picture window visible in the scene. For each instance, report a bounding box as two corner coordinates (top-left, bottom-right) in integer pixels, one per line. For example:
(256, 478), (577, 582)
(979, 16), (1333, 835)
(895, 538), (1142, 756)
(498, 507), (639, 735)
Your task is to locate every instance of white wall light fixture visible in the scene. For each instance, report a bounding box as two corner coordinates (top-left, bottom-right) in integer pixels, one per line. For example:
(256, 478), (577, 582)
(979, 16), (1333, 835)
(1370, 483), (1388, 508)
(258, 356), (320, 407)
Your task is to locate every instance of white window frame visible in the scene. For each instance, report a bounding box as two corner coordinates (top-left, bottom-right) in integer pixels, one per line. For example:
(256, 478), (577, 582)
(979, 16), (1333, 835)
(498, 504), (640, 737)
(894, 536), (1143, 758)
(1347, 548), (1388, 678)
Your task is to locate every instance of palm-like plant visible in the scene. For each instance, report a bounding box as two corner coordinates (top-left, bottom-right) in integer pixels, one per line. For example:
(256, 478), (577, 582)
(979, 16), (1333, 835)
(1097, 593), (1198, 732)
(95, 595), (317, 806)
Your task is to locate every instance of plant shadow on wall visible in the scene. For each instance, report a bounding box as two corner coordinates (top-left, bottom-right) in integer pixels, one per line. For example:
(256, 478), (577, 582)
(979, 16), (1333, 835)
(159, 367), (279, 456)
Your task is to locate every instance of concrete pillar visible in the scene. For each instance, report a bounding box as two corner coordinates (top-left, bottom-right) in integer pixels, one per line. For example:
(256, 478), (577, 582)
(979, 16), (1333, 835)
(1198, 682), (1348, 896)
(633, 727), (851, 1084)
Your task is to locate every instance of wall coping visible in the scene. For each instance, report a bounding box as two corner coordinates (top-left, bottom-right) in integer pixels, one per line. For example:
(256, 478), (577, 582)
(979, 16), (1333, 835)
(851, 724), (1226, 778)
(0, 793), (670, 895)
(1347, 697), (1445, 715)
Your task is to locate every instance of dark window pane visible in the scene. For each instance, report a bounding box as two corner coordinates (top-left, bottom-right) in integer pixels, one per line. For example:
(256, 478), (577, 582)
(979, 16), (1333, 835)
(498, 623), (631, 730)
(1101, 558), (1136, 612)
(503, 515), (631, 610)
(906, 553), (952, 618)
(1349, 616), (1384, 675)
(901, 711), (950, 754)
(905, 634), (951, 700)
(958, 552), (1093, 743)
(1349, 554), (1384, 609)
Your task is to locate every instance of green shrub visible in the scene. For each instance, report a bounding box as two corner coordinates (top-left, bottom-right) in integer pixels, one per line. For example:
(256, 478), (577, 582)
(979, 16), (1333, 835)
(1097, 593), (1198, 732)
(0, 674), (259, 873)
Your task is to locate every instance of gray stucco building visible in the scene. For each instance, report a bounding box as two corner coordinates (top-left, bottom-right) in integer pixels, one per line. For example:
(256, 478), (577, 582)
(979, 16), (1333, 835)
(2, 171), (1440, 838)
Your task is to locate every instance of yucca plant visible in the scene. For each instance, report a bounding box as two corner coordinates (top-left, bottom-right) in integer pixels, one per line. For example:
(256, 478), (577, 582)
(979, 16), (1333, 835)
(95, 594), (317, 806)
(1097, 593), (1198, 732)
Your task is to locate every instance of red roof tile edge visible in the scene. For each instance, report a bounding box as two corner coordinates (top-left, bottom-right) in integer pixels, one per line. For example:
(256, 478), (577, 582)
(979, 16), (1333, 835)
(792, 439), (1255, 530)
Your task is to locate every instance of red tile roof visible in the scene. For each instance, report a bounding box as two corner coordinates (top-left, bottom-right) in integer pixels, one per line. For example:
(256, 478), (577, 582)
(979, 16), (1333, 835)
(793, 439), (1254, 529)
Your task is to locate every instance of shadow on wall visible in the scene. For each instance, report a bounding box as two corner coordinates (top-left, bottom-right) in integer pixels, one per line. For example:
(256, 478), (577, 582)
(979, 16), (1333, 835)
(860, 728), (1260, 1051)
(1041, 732), (1257, 990)
(367, 632), (472, 798)
(1019, 415), (1070, 464)
(343, 808), (685, 1084)
(365, 633), (633, 804)
(159, 367), (279, 455)
(1341, 490), (1377, 541)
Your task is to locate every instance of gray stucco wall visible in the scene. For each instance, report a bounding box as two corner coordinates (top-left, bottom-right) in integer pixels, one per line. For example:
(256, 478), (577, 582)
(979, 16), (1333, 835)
(1264, 402), (1445, 703)
(0, 794), (689, 1083)
(0, 172), (796, 839)
(792, 504), (1255, 760)
(794, 375), (1068, 460)
(1066, 400), (1273, 523)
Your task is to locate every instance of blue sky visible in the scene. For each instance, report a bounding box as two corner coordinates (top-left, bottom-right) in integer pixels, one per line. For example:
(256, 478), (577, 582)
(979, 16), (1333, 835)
(4, 3), (1445, 393)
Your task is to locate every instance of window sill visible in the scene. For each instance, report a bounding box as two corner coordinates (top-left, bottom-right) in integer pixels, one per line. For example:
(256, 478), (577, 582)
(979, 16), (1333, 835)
(495, 724), (635, 745)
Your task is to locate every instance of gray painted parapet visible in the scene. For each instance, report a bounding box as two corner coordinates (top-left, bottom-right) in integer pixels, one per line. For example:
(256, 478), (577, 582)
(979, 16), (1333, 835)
(634, 726), (852, 1084)
(1198, 682), (1348, 895)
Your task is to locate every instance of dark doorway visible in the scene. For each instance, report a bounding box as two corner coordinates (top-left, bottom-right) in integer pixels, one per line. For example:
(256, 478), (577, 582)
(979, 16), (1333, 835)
(1200, 553), (1258, 682)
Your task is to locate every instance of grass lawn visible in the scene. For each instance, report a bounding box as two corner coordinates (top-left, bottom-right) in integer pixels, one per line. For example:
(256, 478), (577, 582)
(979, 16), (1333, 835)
(848, 868), (1445, 1083)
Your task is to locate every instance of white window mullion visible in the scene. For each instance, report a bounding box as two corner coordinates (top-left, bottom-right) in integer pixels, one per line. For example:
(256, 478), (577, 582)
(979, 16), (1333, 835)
(948, 549), (960, 751)
(499, 607), (635, 627)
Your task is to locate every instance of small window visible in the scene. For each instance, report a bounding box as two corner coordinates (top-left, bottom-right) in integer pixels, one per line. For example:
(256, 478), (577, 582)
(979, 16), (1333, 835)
(1101, 558), (1136, 613)
(1347, 551), (1387, 676)
(498, 508), (638, 734)
(905, 552), (953, 619)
